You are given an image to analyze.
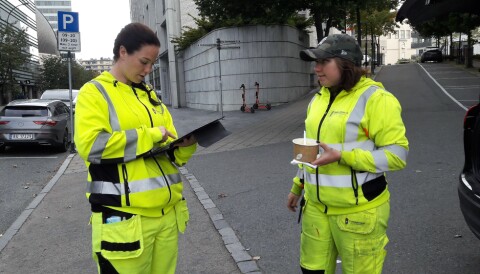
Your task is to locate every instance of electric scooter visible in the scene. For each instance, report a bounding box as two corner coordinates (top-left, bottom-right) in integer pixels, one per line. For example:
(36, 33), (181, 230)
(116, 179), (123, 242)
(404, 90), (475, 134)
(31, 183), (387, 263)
(252, 82), (271, 110)
(240, 84), (254, 113)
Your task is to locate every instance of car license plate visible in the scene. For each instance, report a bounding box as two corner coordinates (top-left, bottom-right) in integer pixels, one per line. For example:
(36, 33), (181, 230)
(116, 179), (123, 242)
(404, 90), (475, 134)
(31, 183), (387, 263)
(11, 134), (34, 140)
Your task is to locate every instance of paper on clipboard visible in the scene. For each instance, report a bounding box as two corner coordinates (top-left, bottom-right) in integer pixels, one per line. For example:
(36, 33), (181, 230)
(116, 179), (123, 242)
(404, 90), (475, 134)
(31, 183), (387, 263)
(147, 118), (230, 157)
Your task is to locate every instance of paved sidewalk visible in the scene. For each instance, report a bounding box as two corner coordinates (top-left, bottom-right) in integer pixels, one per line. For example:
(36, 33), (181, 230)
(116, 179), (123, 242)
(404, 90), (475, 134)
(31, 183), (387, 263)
(0, 91), (313, 274)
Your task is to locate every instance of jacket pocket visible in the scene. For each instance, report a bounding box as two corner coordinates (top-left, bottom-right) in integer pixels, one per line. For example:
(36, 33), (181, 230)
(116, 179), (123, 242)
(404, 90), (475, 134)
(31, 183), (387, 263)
(336, 208), (377, 235)
(175, 198), (189, 233)
(99, 214), (143, 260)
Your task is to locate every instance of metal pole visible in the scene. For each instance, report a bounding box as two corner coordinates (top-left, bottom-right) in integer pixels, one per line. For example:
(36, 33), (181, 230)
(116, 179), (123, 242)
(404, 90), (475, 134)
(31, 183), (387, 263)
(216, 38), (223, 117)
(67, 51), (75, 153)
(6, 2), (29, 24)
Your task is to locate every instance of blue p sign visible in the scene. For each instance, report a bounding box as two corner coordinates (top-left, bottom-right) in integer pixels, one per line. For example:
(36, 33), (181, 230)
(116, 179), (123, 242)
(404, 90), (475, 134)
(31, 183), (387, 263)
(58, 11), (79, 32)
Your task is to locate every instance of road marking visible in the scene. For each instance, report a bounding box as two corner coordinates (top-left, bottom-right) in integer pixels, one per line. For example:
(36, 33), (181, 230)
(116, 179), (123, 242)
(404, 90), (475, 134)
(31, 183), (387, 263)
(444, 85), (480, 88)
(418, 63), (468, 111)
(437, 77), (478, 80)
(428, 71), (465, 74)
(0, 156), (58, 159)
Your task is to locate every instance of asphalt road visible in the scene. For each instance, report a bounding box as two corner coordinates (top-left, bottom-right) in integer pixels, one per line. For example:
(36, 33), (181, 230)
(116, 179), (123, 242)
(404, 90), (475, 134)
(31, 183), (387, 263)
(187, 63), (480, 273)
(0, 146), (69, 235)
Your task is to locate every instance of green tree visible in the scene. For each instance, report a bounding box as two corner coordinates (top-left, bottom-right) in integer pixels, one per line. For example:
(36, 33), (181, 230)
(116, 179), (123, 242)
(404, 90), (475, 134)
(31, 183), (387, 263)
(0, 25), (30, 105)
(38, 55), (98, 92)
(172, 0), (312, 51)
(412, 13), (480, 67)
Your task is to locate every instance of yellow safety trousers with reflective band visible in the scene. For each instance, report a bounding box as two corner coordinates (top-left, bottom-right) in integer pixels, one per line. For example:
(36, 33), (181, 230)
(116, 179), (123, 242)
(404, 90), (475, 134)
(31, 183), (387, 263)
(291, 77), (408, 215)
(75, 71), (196, 217)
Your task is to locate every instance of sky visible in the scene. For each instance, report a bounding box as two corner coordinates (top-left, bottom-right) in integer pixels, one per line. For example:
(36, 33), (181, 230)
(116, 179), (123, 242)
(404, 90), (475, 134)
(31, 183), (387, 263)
(71, 0), (131, 60)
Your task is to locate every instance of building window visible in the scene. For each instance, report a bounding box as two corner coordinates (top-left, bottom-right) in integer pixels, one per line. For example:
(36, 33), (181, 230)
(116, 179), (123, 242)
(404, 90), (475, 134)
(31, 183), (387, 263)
(400, 30), (405, 39)
(406, 30), (411, 39)
(395, 31), (399, 39)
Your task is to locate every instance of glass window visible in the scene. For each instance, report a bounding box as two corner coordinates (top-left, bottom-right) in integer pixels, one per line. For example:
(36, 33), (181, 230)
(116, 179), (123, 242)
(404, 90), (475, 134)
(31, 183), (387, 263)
(2, 107), (48, 117)
(406, 30), (411, 39)
(400, 30), (405, 39)
(395, 31), (399, 39)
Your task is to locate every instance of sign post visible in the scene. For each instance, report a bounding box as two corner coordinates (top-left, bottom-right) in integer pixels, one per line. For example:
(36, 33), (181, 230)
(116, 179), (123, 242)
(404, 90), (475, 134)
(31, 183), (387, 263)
(57, 11), (80, 153)
(198, 39), (240, 117)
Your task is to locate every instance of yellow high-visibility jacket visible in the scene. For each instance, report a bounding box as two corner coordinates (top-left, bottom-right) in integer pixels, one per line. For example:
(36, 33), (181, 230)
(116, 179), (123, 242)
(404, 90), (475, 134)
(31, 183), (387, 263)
(291, 77), (409, 215)
(74, 71), (196, 216)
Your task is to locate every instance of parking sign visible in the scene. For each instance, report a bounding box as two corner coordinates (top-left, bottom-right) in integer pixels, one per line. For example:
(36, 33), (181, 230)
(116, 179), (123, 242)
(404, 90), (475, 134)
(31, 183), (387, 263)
(58, 11), (79, 32)
(57, 11), (80, 52)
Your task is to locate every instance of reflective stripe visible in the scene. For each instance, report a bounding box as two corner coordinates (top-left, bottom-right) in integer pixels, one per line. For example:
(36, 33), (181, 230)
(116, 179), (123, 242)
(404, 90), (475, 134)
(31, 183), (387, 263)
(372, 149), (389, 172)
(88, 132), (110, 164)
(383, 144), (408, 162)
(88, 81), (139, 163)
(344, 86), (378, 142)
(124, 129), (138, 162)
(87, 173), (182, 195)
(304, 171), (382, 188)
(372, 145), (408, 173)
(307, 93), (318, 114)
(296, 167), (304, 178)
(90, 80), (120, 131)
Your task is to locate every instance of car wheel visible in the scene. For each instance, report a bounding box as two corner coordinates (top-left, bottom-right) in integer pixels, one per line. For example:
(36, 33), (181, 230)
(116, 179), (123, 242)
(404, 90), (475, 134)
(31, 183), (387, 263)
(57, 129), (70, 152)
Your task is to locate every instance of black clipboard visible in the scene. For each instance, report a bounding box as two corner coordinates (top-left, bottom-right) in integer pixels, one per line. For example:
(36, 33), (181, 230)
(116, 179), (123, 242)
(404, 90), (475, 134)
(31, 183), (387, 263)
(147, 118), (230, 157)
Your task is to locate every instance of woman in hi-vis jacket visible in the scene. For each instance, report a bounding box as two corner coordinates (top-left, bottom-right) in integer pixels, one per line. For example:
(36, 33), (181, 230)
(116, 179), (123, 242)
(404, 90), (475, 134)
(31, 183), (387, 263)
(74, 23), (196, 274)
(287, 34), (409, 274)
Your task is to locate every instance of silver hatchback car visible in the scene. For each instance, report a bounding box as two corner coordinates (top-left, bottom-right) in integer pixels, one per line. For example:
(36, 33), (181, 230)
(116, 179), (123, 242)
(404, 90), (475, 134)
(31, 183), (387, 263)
(0, 99), (72, 152)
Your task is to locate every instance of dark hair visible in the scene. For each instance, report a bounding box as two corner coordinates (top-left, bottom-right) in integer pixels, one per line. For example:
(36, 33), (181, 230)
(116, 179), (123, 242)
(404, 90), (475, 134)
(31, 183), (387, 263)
(132, 82), (162, 106)
(113, 23), (161, 62)
(334, 58), (368, 91)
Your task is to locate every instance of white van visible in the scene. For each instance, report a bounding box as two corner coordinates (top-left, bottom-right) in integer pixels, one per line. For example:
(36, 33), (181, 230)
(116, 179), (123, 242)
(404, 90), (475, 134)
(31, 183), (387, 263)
(40, 89), (79, 112)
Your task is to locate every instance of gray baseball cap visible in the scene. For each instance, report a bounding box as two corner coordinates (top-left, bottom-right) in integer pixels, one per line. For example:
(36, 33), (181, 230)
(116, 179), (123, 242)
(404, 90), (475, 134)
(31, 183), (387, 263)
(300, 34), (363, 66)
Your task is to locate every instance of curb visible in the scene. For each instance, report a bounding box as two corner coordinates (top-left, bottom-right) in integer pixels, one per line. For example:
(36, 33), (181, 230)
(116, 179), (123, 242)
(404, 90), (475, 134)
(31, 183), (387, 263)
(179, 166), (262, 274)
(0, 153), (76, 253)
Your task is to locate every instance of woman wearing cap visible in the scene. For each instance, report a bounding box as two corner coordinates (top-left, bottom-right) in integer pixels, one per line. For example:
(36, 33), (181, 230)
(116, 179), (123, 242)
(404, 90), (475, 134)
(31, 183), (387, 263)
(287, 34), (408, 273)
(75, 23), (196, 273)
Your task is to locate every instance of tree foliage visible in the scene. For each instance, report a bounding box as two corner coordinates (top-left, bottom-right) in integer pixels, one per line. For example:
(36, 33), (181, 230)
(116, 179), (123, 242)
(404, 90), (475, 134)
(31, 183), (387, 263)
(38, 55), (98, 91)
(172, 0), (312, 51)
(0, 25), (30, 103)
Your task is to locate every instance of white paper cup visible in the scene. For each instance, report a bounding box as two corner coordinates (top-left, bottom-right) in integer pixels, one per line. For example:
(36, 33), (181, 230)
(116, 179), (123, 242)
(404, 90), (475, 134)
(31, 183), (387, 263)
(292, 138), (319, 163)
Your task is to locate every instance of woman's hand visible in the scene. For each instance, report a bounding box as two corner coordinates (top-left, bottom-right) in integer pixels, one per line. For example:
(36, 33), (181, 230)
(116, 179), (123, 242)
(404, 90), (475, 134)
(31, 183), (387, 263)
(159, 126), (177, 143)
(174, 135), (197, 147)
(311, 142), (341, 166)
(287, 192), (301, 212)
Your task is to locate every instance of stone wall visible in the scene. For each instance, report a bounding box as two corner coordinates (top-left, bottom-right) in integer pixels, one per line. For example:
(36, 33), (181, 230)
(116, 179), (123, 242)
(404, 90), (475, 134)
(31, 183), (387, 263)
(181, 25), (313, 111)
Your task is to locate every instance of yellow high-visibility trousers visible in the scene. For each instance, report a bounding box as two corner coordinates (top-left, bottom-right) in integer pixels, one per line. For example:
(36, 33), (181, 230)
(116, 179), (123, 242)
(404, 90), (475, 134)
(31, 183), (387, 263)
(90, 200), (189, 274)
(300, 201), (390, 274)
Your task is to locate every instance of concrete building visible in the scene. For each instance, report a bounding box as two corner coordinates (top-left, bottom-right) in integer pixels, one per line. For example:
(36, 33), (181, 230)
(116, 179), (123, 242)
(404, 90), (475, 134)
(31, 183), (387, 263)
(130, 0), (199, 108)
(130, 1), (311, 110)
(0, 0), (59, 104)
(1, 0), (40, 102)
(78, 57), (113, 74)
(34, 0), (71, 31)
(129, 2), (430, 110)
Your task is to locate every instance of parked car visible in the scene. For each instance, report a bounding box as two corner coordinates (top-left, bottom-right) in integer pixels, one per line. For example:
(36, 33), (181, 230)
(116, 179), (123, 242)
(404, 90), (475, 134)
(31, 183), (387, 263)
(40, 89), (79, 112)
(459, 102), (480, 240)
(0, 99), (72, 152)
(420, 49), (443, 63)
(362, 54), (379, 66)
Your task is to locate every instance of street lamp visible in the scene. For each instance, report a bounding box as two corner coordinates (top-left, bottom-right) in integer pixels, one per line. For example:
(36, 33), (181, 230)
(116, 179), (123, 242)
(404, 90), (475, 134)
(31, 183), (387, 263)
(6, 1), (31, 25)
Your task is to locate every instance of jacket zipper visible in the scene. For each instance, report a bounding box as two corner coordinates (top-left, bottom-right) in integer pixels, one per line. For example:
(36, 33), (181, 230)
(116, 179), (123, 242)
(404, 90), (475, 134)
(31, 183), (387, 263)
(131, 87), (154, 127)
(122, 164), (131, 206)
(132, 87), (173, 204)
(314, 93), (335, 213)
